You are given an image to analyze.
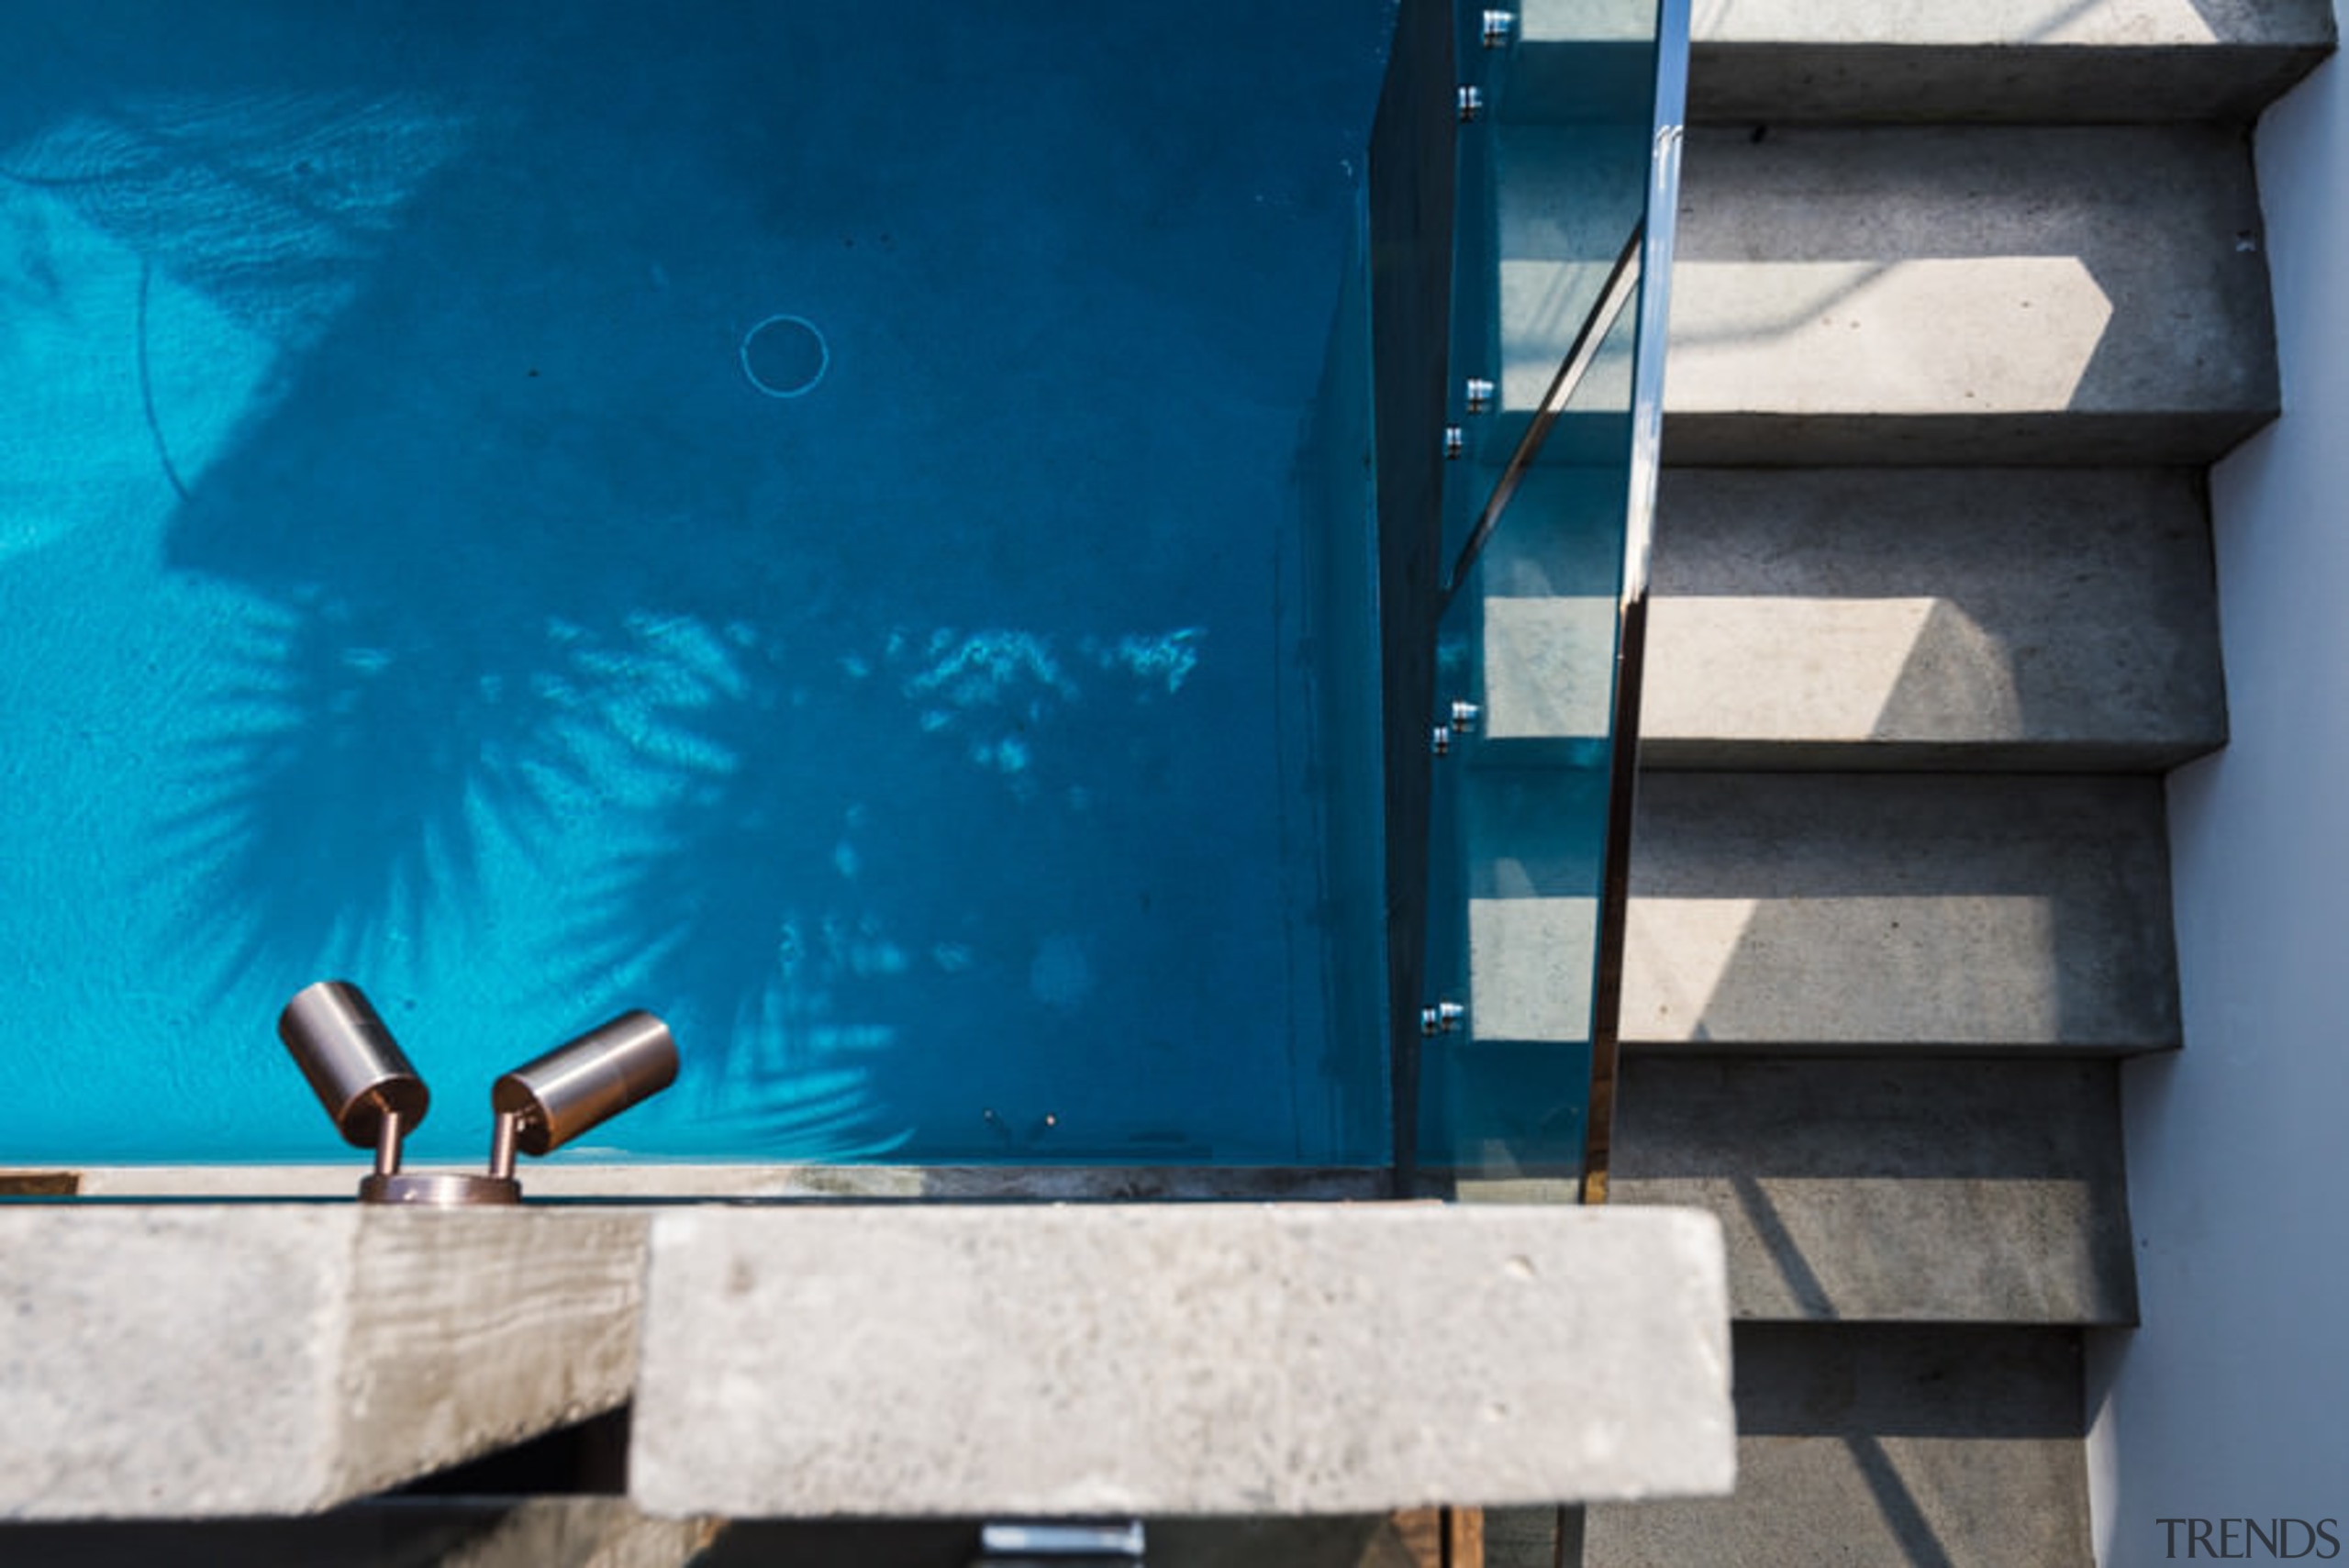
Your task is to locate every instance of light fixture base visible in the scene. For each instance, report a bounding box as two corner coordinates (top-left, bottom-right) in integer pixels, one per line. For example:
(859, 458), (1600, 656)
(359, 1172), (522, 1207)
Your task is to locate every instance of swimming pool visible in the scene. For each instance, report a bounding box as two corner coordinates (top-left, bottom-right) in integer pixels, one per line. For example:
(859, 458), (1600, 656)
(0, 1), (1399, 1166)
(1, 1), (1684, 1180)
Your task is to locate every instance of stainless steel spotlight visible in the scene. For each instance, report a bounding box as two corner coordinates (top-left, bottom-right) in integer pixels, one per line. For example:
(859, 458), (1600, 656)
(278, 984), (678, 1206)
(490, 1011), (678, 1173)
(279, 980), (429, 1185)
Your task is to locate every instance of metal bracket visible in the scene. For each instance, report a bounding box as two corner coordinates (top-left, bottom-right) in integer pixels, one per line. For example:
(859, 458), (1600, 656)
(976, 1520), (1146, 1564)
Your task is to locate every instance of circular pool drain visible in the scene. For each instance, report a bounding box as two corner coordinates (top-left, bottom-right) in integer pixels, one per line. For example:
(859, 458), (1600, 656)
(739, 314), (830, 398)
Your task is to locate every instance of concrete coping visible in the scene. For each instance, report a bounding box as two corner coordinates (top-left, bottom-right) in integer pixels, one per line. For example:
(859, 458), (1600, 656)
(1, 1199), (1732, 1522)
(27, 1163), (1393, 1202)
(629, 1204), (1735, 1518)
(0, 1206), (649, 1520)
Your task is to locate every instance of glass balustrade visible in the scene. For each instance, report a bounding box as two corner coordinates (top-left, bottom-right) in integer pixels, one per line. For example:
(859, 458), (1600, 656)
(1411, 0), (1687, 1195)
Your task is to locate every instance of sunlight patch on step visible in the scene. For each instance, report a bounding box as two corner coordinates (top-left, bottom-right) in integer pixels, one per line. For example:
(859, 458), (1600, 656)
(1645, 596), (2022, 742)
(1664, 257), (2114, 414)
(1683, 0), (2221, 46)
(1622, 895), (2064, 1044)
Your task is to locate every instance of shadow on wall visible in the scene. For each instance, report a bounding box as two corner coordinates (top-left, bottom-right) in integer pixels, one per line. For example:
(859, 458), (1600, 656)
(0, 0), (1395, 1159)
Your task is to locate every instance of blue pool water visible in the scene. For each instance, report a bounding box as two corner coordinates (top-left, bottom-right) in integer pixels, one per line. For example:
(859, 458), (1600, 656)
(0, 2), (1398, 1165)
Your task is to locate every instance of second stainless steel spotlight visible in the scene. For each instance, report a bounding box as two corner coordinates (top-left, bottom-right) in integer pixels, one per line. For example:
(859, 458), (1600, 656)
(489, 1010), (679, 1178)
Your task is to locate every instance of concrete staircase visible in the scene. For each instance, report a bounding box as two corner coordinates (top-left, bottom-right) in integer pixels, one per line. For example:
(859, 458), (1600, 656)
(1480, 3), (2335, 1562)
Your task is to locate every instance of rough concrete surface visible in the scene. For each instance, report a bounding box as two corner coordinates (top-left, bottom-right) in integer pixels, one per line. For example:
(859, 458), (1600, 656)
(1610, 1057), (2136, 1323)
(1687, 41), (2333, 125)
(1641, 468), (2225, 768)
(1486, 121), (2279, 462)
(1622, 772), (2179, 1049)
(0, 1500), (723, 1568)
(1661, 126), (2273, 463)
(1492, 0), (2331, 128)
(630, 1204), (1733, 1518)
(1512, 0), (2336, 122)
(1675, 0), (2334, 123)
(1516, 0), (2334, 50)
(0, 1207), (648, 1518)
(1586, 1326), (2094, 1566)
(1497, 125), (2276, 428)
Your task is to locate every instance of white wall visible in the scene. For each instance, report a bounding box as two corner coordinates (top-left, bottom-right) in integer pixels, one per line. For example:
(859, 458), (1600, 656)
(2089, 14), (2349, 1564)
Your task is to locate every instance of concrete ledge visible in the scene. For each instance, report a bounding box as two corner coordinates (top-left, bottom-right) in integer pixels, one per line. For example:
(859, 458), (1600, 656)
(0, 1207), (648, 1519)
(629, 1205), (1734, 1518)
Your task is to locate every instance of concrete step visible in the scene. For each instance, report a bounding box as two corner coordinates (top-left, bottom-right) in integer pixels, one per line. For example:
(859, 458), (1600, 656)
(1609, 1056), (2136, 1323)
(1472, 466), (2225, 768)
(1486, 124), (2277, 465)
(1586, 1325), (2095, 1567)
(1640, 467), (2226, 769)
(1681, 0), (2335, 124)
(1667, 124), (2276, 463)
(1499, 0), (2333, 126)
(1620, 772), (2179, 1051)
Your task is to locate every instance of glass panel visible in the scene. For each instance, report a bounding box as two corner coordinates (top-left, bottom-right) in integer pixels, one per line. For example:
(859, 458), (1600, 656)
(1416, 0), (1685, 1189)
(0, 4), (1394, 1168)
(1363, 0), (1461, 1186)
(1445, 0), (1658, 559)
